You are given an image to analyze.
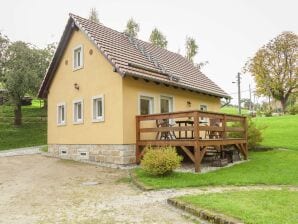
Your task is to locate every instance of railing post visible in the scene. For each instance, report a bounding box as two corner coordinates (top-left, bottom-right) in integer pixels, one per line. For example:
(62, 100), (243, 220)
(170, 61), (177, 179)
(244, 116), (248, 159)
(193, 111), (201, 172)
(136, 116), (141, 164)
(222, 114), (226, 139)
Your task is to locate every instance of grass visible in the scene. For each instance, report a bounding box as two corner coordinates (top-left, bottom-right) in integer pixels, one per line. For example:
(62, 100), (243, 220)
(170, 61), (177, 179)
(254, 115), (298, 151)
(0, 100), (47, 151)
(220, 106), (249, 115)
(178, 190), (298, 224)
(134, 150), (298, 189)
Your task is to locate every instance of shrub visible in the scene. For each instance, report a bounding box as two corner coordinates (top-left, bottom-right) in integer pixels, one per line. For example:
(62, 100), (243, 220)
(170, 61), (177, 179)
(247, 119), (265, 149)
(141, 146), (182, 176)
(229, 118), (265, 150)
(287, 104), (298, 115)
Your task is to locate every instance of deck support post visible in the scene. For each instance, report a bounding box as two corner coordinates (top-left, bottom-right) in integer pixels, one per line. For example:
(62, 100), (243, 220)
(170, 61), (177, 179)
(193, 111), (201, 172)
(136, 117), (141, 164)
(194, 147), (201, 172)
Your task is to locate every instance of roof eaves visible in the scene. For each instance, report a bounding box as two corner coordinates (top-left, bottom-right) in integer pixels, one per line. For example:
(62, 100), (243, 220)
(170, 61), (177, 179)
(124, 71), (230, 99)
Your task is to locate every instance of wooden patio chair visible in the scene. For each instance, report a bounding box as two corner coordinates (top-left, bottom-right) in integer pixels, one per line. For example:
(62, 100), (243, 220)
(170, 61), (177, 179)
(206, 118), (222, 139)
(155, 119), (176, 140)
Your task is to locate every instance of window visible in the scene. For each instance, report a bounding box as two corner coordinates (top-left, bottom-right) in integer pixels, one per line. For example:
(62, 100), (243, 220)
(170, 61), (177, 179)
(139, 96), (154, 115)
(78, 149), (89, 159)
(160, 96), (173, 113)
(57, 103), (66, 125)
(73, 100), (84, 124)
(200, 105), (208, 121)
(92, 95), (104, 122)
(73, 45), (83, 70)
(59, 148), (68, 155)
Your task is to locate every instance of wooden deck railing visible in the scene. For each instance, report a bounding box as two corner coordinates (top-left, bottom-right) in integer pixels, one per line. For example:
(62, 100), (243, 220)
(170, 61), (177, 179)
(136, 110), (248, 172)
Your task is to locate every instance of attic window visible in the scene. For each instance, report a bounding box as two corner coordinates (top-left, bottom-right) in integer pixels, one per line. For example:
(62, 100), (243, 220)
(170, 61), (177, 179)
(73, 45), (83, 70)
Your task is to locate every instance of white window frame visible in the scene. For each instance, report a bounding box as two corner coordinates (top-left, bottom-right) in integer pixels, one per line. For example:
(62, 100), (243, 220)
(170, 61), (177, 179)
(57, 102), (66, 126)
(160, 95), (174, 113)
(91, 95), (105, 122)
(138, 94), (155, 115)
(73, 44), (84, 70)
(200, 104), (208, 121)
(73, 99), (84, 124)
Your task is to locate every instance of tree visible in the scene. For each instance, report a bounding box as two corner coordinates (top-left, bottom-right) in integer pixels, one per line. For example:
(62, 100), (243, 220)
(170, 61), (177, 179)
(124, 18), (139, 38)
(3, 41), (54, 125)
(89, 8), (100, 23)
(185, 36), (198, 63)
(0, 32), (9, 81)
(244, 32), (298, 112)
(4, 42), (34, 125)
(149, 28), (168, 49)
(29, 42), (56, 96)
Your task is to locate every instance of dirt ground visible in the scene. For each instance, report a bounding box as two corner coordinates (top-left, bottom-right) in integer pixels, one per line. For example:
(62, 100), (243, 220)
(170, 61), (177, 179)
(0, 155), (198, 224)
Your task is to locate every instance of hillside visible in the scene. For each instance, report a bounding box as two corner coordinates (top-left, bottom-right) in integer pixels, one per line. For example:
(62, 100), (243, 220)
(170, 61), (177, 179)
(0, 100), (47, 150)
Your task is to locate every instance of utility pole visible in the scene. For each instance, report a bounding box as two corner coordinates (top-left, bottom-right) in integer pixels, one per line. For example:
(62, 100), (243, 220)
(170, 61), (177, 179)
(237, 72), (241, 115)
(233, 72), (241, 115)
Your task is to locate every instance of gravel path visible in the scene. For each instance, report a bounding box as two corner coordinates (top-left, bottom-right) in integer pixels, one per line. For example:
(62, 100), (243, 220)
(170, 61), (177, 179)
(0, 146), (43, 157)
(1, 154), (296, 224)
(0, 155), (202, 224)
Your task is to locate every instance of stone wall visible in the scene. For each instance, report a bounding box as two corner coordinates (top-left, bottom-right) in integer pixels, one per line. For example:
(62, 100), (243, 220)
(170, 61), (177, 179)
(48, 144), (136, 168)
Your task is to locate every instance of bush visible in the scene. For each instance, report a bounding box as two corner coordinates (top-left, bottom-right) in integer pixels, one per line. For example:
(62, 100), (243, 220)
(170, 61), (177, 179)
(229, 118), (265, 150)
(287, 105), (298, 115)
(247, 119), (265, 149)
(141, 146), (182, 176)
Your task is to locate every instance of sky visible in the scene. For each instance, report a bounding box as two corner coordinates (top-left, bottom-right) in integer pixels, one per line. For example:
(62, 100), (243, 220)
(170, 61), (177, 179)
(0, 0), (297, 104)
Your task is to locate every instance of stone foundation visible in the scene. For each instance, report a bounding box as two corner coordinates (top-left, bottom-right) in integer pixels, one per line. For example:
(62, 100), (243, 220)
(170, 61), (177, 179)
(48, 144), (136, 168)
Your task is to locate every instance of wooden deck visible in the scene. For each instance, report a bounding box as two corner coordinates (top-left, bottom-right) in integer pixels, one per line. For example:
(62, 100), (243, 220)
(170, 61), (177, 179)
(136, 110), (248, 172)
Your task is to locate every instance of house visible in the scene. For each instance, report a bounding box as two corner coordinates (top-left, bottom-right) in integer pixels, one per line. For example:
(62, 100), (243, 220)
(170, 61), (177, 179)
(38, 14), (233, 168)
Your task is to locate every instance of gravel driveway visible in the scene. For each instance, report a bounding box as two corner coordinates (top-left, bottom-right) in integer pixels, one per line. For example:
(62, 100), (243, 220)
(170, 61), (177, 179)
(0, 155), (199, 224)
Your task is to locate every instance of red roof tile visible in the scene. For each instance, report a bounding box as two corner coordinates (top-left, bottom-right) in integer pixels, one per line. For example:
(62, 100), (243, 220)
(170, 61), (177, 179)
(38, 14), (229, 99)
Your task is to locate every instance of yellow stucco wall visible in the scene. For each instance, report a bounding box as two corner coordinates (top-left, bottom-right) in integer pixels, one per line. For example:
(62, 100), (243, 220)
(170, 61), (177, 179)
(48, 30), (123, 144)
(48, 29), (221, 145)
(122, 77), (221, 144)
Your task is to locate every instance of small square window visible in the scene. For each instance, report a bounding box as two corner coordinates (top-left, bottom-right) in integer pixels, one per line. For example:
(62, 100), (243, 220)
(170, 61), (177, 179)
(92, 95), (104, 122)
(73, 100), (84, 124)
(140, 96), (154, 115)
(73, 45), (83, 70)
(57, 103), (66, 125)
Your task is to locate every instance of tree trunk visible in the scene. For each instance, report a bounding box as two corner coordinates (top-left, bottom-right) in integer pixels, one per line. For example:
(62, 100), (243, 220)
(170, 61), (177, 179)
(280, 98), (287, 113)
(14, 103), (22, 126)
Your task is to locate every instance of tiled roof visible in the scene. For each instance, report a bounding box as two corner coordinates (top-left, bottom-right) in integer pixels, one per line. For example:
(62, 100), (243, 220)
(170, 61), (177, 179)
(38, 14), (229, 98)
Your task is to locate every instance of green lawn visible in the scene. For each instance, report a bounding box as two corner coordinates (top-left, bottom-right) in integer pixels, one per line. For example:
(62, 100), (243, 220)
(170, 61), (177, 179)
(220, 106), (249, 115)
(134, 150), (298, 189)
(178, 190), (298, 224)
(0, 100), (47, 150)
(254, 115), (298, 151)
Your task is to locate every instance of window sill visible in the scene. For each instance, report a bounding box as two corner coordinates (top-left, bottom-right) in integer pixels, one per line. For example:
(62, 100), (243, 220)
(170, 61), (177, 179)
(57, 123), (66, 126)
(92, 118), (104, 123)
(73, 121), (84, 125)
(73, 66), (84, 71)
